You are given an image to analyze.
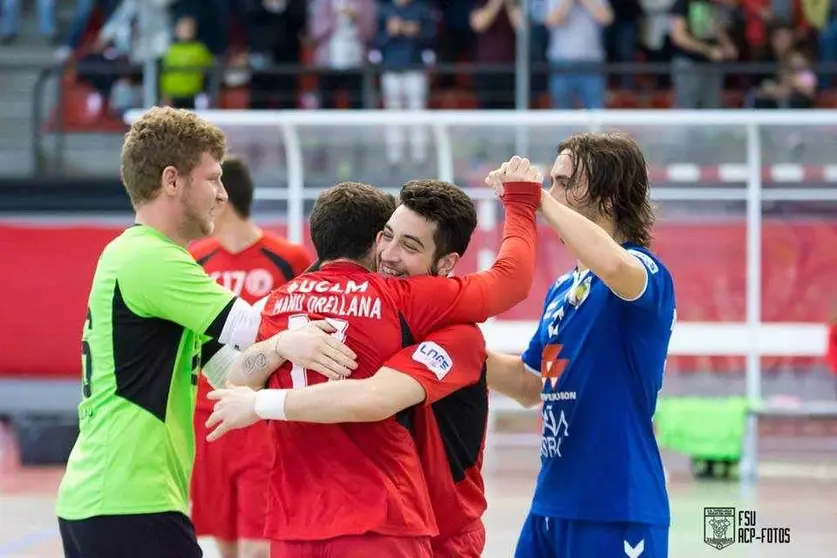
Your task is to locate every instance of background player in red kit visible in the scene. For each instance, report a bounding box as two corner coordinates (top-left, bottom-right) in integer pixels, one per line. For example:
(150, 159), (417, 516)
(206, 159), (542, 557)
(188, 157), (311, 558)
(209, 179), (496, 557)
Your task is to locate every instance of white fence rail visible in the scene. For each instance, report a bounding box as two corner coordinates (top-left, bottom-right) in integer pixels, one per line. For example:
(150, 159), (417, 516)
(483, 321), (828, 357)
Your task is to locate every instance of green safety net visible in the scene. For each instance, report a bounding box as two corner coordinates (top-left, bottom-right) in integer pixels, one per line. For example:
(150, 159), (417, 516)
(654, 397), (750, 460)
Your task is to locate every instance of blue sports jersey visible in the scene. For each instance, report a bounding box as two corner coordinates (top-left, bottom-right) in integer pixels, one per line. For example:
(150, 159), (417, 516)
(520, 243), (675, 526)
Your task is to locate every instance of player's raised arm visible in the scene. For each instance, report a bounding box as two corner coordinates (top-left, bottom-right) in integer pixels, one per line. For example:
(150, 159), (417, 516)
(538, 192), (649, 301)
(394, 156), (542, 338)
(204, 325), (485, 437)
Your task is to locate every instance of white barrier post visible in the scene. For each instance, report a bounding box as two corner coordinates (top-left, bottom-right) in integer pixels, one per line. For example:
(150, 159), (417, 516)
(280, 123), (304, 244)
(741, 123), (764, 482)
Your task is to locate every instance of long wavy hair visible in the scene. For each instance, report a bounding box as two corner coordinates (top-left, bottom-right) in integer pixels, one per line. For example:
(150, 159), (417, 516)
(557, 132), (655, 247)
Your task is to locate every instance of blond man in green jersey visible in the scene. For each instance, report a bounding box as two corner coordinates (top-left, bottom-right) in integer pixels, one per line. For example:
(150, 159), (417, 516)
(55, 107), (356, 558)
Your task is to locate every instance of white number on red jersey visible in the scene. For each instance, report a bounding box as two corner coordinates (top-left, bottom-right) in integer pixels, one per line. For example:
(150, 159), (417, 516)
(287, 314), (350, 388)
(210, 269), (274, 298)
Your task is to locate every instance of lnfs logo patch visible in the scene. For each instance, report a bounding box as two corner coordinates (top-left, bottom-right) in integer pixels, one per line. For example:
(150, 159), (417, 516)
(412, 342), (453, 380)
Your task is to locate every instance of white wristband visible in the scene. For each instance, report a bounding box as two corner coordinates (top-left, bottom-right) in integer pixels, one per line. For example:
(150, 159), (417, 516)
(254, 389), (289, 421)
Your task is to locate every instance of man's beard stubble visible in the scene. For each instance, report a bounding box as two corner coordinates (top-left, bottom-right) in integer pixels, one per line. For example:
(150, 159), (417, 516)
(180, 180), (213, 240)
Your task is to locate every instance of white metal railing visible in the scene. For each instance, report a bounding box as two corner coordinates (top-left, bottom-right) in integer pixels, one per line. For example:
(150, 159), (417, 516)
(125, 109), (837, 478)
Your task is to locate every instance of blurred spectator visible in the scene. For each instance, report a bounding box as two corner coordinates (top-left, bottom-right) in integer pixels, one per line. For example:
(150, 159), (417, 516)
(434, 0), (476, 89)
(747, 50), (816, 108)
(201, 0), (238, 54)
(75, 46), (128, 117)
(310, 0), (377, 109)
(545, 0), (613, 109)
(605, 0), (642, 89)
(172, 0), (228, 57)
(750, 21), (795, 85)
(56, 0), (836, 115)
(640, 0), (676, 86)
(724, 1), (749, 62)
(738, 0), (772, 60)
(76, 0), (173, 117)
(97, 0), (173, 61)
(669, 0), (739, 108)
(56, 0), (120, 60)
(160, 16), (213, 110)
(764, 22), (796, 65)
(246, 0), (307, 109)
(528, 0), (550, 102)
(801, 0), (830, 30)
(374, 0), (435, 166)
(771, 0), (792, 21)
(470, 0), (520, 109)
(814, 6), (837, 87)
(0, 0), (56, 44)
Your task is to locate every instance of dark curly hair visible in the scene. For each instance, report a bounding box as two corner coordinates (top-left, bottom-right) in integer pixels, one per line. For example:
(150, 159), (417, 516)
(398, 179), (478, 258)
(310, 182), (397, 262)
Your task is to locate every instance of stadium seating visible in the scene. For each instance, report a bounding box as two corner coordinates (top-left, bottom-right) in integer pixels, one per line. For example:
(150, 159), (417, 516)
(44, 0), (833, 133)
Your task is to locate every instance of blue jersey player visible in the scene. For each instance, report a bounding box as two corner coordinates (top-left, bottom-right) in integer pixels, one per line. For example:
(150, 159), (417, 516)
(486, 135), (675, 557)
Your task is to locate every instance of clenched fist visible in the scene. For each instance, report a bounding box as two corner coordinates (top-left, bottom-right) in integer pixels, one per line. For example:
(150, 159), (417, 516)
(484, 155), (544, 197)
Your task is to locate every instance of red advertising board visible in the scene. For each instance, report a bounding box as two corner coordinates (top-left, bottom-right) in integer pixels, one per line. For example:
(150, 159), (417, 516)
(2, 220), (835, 377)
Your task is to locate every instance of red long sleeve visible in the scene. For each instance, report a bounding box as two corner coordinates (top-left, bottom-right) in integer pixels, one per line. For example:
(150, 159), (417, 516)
(463, 181), (541, 317)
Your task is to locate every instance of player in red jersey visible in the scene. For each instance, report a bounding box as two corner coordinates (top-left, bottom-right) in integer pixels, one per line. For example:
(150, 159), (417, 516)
(208, 179), (495, 556)
(206, 157), (542, 557)
(375, 181), (490, 558)
(188, 157), (312, 558)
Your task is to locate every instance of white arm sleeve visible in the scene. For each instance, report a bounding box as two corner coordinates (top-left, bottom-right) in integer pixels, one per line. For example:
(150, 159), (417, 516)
(202, 345), (240, 389)
(217, 298), (262, 350)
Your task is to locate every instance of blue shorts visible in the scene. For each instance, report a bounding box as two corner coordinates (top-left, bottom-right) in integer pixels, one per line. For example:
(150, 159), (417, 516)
(514, 514), (669, 558)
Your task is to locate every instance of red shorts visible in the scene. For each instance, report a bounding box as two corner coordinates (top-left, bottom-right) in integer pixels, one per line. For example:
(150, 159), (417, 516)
(191, 407), (273, 541)
(270, 534), (433, 558)
(431, 522), (486, 558)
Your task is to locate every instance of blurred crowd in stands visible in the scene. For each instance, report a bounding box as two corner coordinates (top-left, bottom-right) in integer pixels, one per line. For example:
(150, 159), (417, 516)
(1, 0), (834, 117)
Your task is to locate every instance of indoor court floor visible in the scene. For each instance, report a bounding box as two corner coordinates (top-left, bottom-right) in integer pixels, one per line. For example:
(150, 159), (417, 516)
(2, 437), (836, 558)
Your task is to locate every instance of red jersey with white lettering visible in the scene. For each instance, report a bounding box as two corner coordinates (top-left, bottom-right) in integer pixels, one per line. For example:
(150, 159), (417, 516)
(189, 232), (312, 412)
(188, 231), (311, 541)
(258, 181), (540, 542)
(382, 324), (489, 552)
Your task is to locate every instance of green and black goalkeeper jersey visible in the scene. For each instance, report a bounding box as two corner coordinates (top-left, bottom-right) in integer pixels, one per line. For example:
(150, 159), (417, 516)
(56, 225), (235, 519)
